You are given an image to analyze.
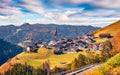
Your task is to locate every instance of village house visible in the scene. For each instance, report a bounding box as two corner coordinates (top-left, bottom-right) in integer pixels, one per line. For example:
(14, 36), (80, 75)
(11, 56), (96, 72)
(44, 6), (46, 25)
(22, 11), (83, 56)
(98, 42), (105, 50)
(87, 34), (95, 39)
(48, 40), (57, 46)
(24, 27), (107, 54)
(99, 33), (111, 39)
(25, 46), (34, 52)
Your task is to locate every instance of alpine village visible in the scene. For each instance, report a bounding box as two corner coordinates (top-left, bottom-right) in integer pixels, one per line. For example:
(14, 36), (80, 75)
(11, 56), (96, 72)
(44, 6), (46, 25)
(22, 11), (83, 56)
(0, 20), (120, 75)
(0, 0), (120, 75)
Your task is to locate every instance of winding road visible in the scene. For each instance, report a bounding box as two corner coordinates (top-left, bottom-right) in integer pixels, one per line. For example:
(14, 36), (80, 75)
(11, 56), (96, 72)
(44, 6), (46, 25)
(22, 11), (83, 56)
(66, 63), (102, 75)
(77, 64), (102, 75)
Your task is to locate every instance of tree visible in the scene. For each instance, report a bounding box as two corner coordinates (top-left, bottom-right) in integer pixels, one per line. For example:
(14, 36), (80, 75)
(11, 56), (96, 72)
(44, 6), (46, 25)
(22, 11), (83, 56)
(93, 54), (101, 63)
(101, 40), (112, 62)
(85, 51), (95, 64)
(110, 32), (120, 56)
(77, 54), (86, 67)
(43, 60), (51, 75)
(4, 63), (44, 75)
(53, 66), (59, 74)
(71, 58), (79, 70)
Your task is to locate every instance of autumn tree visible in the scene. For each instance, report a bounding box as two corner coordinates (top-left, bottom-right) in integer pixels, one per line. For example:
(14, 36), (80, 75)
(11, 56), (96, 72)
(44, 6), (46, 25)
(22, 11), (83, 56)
(71, 58), (79, 70)
(110, 32), (120, 56)
(53, 66), (59, 74)
(101, 40), (112, 62)
(77, 54), (86, 67)
(4, 63), (44, 75)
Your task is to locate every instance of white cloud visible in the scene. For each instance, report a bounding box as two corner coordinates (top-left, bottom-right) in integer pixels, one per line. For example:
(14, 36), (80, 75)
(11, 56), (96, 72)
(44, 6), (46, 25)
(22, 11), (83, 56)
(0, 6), (23, 15)
(92, 0), (120, 9)
(0, 0), (120, 27)
(0, 0), (23, 15)
(71, 9), (120, 17)
(50, 0), (120, 9)
(20, 0), (44, 15)
(0, 15), (25, 23)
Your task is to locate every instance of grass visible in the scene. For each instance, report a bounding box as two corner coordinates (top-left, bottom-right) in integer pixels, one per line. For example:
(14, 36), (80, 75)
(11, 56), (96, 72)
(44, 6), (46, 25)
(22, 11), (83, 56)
(94, 20), (120, 37)
(94, 38), (109, 43)
(15, 48), (84, 69)
(0, 47), (101, 74)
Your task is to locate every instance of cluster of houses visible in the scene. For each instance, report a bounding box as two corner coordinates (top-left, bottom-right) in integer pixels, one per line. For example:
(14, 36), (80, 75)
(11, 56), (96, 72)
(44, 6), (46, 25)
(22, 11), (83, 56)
(24, 28), (112, 54)
(47, 34), (95, 53)
(87, 42), (105, 50)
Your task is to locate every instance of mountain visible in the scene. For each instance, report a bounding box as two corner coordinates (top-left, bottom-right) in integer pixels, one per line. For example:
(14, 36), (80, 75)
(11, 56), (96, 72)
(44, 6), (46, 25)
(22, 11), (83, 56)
(0, 39), (23, 65)
(0, 23), (99, 45)
(93, 20), (120, 37)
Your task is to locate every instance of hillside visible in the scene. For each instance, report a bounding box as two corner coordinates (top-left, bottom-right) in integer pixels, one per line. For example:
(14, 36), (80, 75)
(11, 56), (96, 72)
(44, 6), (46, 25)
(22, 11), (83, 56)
(0, 23), (99, 45)
(94, 20), (120, 37)
(85, 52), (120, 75)
(109, 31), (120, 55)
(0, 39), (23, 65)
(85, 31), (120, 75)
(0, 48), (82, 74)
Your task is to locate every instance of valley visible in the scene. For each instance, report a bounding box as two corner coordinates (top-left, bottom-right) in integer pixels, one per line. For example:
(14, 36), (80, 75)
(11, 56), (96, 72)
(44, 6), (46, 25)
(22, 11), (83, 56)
(0, 20), (120, 75)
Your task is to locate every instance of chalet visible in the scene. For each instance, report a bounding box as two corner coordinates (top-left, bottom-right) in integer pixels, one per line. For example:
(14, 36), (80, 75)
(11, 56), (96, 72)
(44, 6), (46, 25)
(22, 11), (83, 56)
(98, 42), (105, 50)
(99, 33), (111, 39)
(25, 46), (34, 52)
(70, 46), (82, 52)
(48, 40), (57, 46)
(87, 34), (94, 39)
(93, 44), (98, 50)
(87, 44), (93, 50)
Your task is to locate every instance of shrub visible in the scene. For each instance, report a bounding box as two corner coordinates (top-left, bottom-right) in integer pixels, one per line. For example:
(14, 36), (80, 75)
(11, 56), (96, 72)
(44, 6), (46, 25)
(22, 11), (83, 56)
(106, 53), (120, 67)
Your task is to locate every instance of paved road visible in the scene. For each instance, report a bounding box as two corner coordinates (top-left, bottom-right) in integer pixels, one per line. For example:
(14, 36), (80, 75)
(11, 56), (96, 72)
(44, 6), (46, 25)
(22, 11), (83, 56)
(77, 64), (102, 75)
(66, 63), (102, 75)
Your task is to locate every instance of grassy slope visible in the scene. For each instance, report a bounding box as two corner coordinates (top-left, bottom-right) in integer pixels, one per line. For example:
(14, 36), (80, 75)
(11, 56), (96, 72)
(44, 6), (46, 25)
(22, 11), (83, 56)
(85, 53), (120, 75)
(94, 20), (120, 37)
(0, 48), (84, 73)
(17, 49), (81, 69)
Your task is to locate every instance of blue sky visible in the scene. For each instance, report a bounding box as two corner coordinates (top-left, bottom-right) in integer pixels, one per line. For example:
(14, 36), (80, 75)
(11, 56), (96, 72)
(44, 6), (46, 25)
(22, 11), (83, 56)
(0, 0), (120, 27)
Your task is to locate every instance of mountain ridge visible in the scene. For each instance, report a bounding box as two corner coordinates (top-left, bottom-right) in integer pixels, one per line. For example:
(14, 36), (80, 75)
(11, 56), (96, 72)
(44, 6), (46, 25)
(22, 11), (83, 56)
(0, 23), (99, 45)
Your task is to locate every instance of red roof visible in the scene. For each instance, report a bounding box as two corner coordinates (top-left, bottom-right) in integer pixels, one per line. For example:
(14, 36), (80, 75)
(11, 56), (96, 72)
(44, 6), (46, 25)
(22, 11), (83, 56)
(99, 33), (111, 38)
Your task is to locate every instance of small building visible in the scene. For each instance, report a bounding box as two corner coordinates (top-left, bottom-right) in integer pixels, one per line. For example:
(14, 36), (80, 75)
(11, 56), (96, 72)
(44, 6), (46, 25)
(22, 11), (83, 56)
(25, 46), (34, 52)
(87, 34), (94, 39)
(99, 33), (111, 39)
(48, 40), (57, 46)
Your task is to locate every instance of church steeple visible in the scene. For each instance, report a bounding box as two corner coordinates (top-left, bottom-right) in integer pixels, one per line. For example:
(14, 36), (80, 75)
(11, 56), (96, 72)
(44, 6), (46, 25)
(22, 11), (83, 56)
(54, 27), (58, 37)
(53, 28), (58, 40)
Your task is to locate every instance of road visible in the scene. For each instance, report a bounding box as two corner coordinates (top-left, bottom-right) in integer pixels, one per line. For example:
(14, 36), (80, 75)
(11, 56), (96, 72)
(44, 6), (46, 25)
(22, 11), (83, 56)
(66, 63), (102, 75)
(77, 64), (102, 75)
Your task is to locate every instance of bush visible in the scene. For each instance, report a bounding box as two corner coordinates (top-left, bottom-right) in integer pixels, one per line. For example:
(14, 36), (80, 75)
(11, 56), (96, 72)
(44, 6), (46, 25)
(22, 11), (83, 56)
(106, 53), (120, 67)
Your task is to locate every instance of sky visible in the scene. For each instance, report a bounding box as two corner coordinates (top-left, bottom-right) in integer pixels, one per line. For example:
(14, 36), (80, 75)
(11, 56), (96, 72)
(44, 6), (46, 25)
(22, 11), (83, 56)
(0, 0), (120, 27)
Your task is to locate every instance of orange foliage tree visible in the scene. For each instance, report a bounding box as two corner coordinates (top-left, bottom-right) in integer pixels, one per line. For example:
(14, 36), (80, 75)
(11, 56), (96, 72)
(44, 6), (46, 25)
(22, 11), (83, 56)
(110, 32), (120, 56)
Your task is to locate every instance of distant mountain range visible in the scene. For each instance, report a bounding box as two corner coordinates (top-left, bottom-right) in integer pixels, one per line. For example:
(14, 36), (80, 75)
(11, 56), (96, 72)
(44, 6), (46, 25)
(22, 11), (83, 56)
(0, 23), (99, 45)
(0, 39), (23, 65)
